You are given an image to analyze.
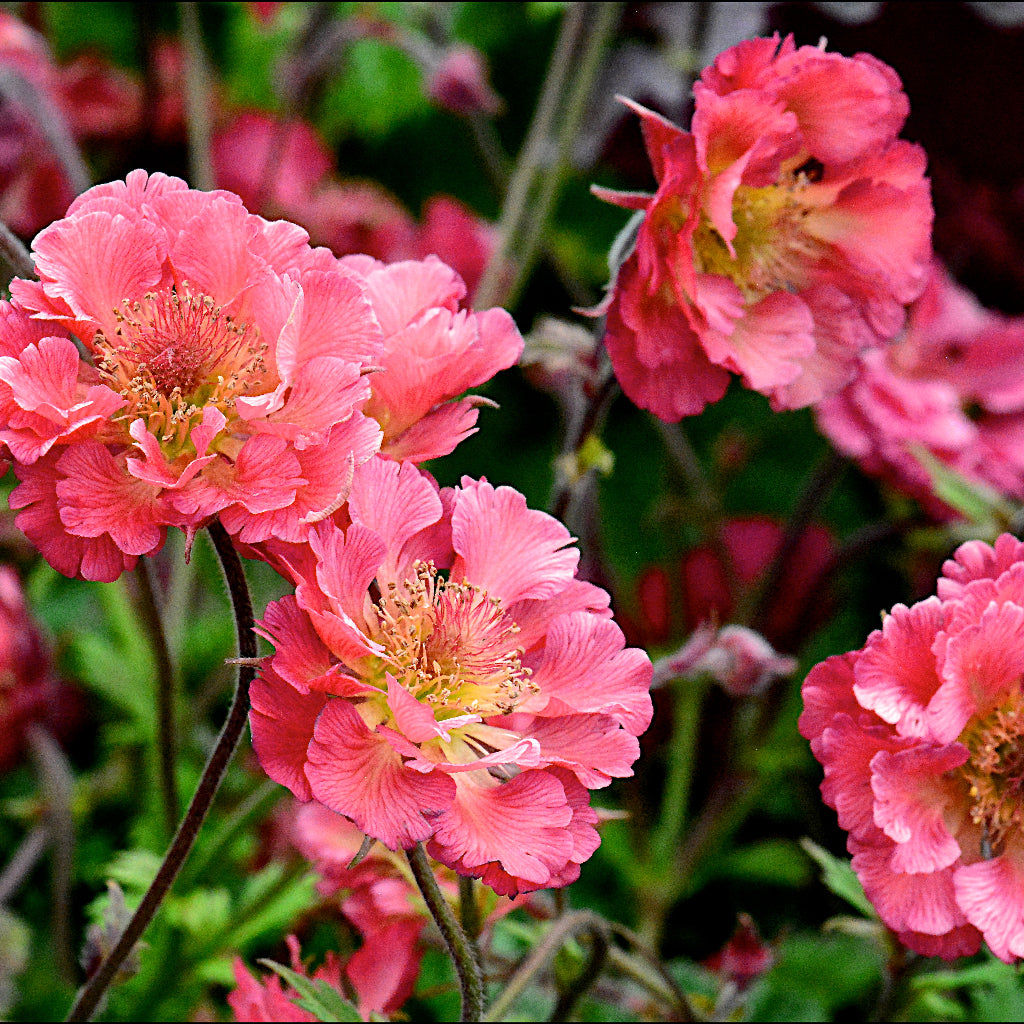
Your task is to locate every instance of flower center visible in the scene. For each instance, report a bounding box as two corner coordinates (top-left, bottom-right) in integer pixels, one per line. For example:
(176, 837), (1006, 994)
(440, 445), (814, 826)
(374, 561), (533, 719)
(693, 159), (826, 303)
(957, 696), (1024, 854)
(93, 286), (269, 454)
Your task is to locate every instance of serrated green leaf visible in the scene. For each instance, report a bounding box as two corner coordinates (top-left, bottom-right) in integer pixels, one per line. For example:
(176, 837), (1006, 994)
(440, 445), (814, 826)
(800, 838), (875, 918)
(258, 960), (364, 1022)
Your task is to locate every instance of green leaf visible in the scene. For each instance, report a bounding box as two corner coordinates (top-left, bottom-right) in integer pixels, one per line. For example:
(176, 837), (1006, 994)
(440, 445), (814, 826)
(166, 888), (232, 936)
(715, 839), (813, 888)
(258, 960), (364, 1022)
(800, 838), (875, 918)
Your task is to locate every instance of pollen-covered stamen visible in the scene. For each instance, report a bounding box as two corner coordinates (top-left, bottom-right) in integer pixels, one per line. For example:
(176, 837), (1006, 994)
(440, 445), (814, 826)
(374, 560), (531, 718)
(957, 698), (1024, 853)
(93, 285), (270, 449)
(693, 159), (828, 302)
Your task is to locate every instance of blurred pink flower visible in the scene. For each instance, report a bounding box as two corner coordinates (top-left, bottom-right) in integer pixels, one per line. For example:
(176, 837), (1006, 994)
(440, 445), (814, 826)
(0, 564), (82, 773)
(816, 263), (1024, 514)
(800, 533), (1024, 962)
(229, 934), (347, 1023)
(212, 111), (498, 294)
(339, 254), (523, 462)
(426, 45), (502, 116)
(250, 457), (652, 895)
(0, 170), (384, 580)
(597, 34), (932, 420)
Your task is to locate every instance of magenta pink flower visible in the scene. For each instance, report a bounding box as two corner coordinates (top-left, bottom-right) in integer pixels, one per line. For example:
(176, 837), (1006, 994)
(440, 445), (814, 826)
(250, 457), (652, 895)
(816, 263), (1024, 514)
(596, 34), (932, 420)
(0, 170), (385, 580)
(800, 533), (1024, 962)
(339, 254), (523, 462)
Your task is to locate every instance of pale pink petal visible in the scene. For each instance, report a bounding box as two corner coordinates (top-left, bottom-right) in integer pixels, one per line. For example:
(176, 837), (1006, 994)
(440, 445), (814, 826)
(306, 698), (455, 850)
(953, 844), (1024, 963)
(869, 745), (966, 873)
(428, 770), (573, 888)
(450, 477), (578, 605)
(249, 666), (327, 802)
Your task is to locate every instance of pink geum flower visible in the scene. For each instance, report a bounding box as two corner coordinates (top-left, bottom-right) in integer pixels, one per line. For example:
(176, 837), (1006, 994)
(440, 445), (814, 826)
(229, 934), (349, 1023)
(0, 170), (384, 581)
(816, 262), (1024, 515)
(596, 34), (932, 420)
(800, 532), (1024, 962)
(250, 457), (653, 896)
(339, 254), (523, 462)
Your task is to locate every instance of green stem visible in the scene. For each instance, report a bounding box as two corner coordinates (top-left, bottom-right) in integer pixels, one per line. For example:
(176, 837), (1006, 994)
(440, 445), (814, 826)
(134, 558), (179, 836)
(27, 727), (75, 985)
(474, 2), (587, 310)
(459, 873), (482, 944)
(0, 219), (34, 281)
(649, 677), (707, 871)
(0, 823), (50, 905)
(507, 2), (622, 311)
(605, 923), (695, 1022)
(65, 521), (256, 1022)
(485, 910), (603, 1022)
(549, 921), (609, 1022)
(406, 845), (484, 1022)
(179, 2), (215, 191)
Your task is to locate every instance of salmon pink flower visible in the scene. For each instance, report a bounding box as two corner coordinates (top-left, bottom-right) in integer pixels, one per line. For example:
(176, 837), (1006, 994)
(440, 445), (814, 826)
(597, 34), (932, 420)
(816, 263), (1024, 515)
(250, 457), (652, 895)
(800, 533), (1024, 962)
(0, 170), (385, 580)
(339, 254), (523, 462)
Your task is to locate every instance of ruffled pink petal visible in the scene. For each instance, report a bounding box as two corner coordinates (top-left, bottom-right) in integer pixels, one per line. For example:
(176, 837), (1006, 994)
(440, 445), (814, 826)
(307, 521), (386, 630)
(851, 838), (970, 936)
(348, 457), (443, 581)
(798, 652), (868, 745)
(32, 209), (166, 337)
(896, 924), (982, 961)
(54, 443), (167, 556)
(929, 601), (1024, 742)
(349, 255), (464, 337)
(853, 597), (944, 737)
(605, 257), (729, 422)
(524, 613), (653, 735)
(450, 477), (578, 605)
(259, 595), (335, 694)
(305, 698), (456, 850)
(428, 769), (574, 889)
(379, 396), (483, 463)
(939, 534), (1024, 599)
(953, 843), (1024, 963)
(265, 355), (371, 445)
(869, 745), (966, 873)
(511, 712), (641, 788)
(249, 666), (328, 802)
(11, 455), (136, 581)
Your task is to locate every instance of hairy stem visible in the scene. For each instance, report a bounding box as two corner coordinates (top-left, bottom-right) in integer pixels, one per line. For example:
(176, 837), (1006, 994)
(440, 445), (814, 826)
(179, 2), (215, 191)
(406, 845), (484, 1022)
(65, 521), (255, 1021)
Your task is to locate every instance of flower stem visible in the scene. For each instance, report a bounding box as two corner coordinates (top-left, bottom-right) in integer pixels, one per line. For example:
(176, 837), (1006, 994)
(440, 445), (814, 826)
(0, 219), (34, 281)
(406, 844), (484, 1022)
(485, 910), (606, 1022)
(179, 2), (215, 191)
(133, 558), (179, 836)
(475, 2), (619, 311)
(65, 521), (255, 1022)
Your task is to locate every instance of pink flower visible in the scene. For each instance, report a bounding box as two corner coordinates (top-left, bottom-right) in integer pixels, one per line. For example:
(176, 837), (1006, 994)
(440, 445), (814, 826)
(800, 533), (1024, 962)
(339, 254), (523, 462)
(250, 457), (652, 896)
(816, 263), (1024, 514)
(0, 170), (384, 580)
(426, 45), (502, 117)
(229, 935), (347, 1022)
(596, 34), (932, 420)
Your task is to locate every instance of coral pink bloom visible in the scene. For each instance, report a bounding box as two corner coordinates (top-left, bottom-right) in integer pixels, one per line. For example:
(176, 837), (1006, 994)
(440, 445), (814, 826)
(800, 533), (1024, 962)
(250, 457), (652, 895)
(0, 170), (384, 580)
(339, 255), (523, 462)
(816, 263), (1024, 515)
(230, 935), (348, 1023)
(596, 34), (932, 420)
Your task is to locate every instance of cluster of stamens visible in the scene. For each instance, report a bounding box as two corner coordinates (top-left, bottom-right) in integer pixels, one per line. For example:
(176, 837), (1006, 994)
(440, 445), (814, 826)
(94, 285), (269, 453)
(957, 698), (1024, 854)
(693, 156), (826, 303)
(374, 561), (537, 718)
